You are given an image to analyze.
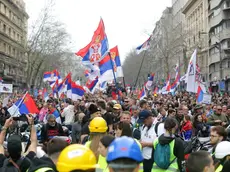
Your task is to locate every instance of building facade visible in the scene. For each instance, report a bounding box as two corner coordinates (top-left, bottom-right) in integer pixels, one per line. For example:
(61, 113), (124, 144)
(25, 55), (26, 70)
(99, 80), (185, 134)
(182, 0), (209, 81)
(0, 0), (28, 89)
(208, 0), (230, 91)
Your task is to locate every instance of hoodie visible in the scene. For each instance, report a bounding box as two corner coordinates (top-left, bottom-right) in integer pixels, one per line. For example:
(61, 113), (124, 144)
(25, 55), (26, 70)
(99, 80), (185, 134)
(158, 134), (184, 171)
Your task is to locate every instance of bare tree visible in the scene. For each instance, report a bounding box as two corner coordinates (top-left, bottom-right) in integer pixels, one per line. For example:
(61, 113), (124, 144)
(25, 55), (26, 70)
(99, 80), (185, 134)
(25, 0), (72, 89)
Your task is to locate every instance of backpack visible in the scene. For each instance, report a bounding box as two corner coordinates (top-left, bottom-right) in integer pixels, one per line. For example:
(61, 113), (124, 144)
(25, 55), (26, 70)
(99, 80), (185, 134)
(154, 139), (176, 169)
(1, 157), (29, 172)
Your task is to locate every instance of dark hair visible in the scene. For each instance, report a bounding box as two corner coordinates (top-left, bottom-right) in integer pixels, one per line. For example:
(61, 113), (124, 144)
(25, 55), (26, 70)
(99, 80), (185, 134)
(100, 135), (115, 148)
(211, 126), (227, 140)
(114, 122), (132, 137)
(47, 138), (69, 156)
(108, 158), (138, 172)
(184, 115), (191, 121)
(164, 117), (178, 131)
(168, 108), (175, 114)
(186, 151), (212, 172)
(139, 100), (147, 108)
(97, 100), (106, 110)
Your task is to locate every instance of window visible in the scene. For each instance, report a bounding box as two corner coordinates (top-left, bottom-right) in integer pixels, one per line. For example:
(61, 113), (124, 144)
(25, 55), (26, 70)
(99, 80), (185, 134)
(13, 31), (15, 39)
(3, 43), (6, 53)
(8, 28), (11, 37)
(13, 48), (15, 56)
(9, 46), (11, 55)
(3, 24), (6, 33)
(17, 34), (19, 41)
(4, 5), (6, 14)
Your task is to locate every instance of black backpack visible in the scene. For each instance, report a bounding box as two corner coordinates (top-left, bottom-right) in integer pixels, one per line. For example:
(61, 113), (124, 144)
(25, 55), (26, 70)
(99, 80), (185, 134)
(0, 157), (29, 172)
(155, 122), (161, 137)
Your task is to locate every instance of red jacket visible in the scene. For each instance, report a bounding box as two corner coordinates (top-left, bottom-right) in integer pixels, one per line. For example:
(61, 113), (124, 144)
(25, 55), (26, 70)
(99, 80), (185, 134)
(181, 121), (192, 132)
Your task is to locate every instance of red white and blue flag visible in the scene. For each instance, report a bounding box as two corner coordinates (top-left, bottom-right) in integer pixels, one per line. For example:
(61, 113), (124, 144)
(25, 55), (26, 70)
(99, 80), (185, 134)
(43, 69), (60, 82)
(71, 82), (85, 101)
(146, 73), (155, 90)
(170, 64), (180, 92)
(166, 74), (171, 92)
(138, 87), (147, 100)
(76, 18), (109, 67)
(86, 77), (99, 93)
(136, 36), (151, 54)
(0, 77), (3, 83)
(99, 46), (123, 83)
(196, 85), (204, 103)
(57, 73), (71, 96)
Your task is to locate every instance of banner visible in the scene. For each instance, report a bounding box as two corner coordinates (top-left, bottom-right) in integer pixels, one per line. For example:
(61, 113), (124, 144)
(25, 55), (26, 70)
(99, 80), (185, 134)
(202, 94), (212, 104)
(0, 84), (13, 93)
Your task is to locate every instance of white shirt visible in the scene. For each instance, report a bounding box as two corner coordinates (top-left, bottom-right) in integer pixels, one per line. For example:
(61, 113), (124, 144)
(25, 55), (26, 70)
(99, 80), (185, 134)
(157, 123), (166, 136)
(141, 123), (157, 159)
(61, 105), (75, 125)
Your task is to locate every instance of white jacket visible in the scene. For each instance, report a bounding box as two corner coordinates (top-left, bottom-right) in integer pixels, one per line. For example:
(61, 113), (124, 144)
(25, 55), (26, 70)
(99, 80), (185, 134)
(61, 105), (75, 125)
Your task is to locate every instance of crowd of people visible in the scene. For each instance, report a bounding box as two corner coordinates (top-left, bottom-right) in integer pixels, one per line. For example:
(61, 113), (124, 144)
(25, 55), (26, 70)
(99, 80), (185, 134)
(0, 90), (230, 172)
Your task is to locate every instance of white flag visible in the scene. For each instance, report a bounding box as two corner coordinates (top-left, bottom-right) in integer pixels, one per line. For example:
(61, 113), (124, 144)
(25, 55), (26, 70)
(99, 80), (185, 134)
(186, 49), (197, 93)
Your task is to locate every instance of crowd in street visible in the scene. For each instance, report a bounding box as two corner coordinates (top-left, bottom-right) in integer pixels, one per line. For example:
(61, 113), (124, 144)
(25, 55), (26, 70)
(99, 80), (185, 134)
(0, 89), (230, 172)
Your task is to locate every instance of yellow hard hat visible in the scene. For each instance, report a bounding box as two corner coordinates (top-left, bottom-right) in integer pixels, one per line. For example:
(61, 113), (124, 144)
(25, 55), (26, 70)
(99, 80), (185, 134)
(57, 144), (98, 172)
(89, 117), (108, 133)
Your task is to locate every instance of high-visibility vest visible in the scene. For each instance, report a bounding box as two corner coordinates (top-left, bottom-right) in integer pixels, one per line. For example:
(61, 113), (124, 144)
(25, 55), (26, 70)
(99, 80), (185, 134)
(215, 164), (223, 172)
(151, 139), (179, 172)
(85, 141), (108, 172)
(134, 139), (144, 172)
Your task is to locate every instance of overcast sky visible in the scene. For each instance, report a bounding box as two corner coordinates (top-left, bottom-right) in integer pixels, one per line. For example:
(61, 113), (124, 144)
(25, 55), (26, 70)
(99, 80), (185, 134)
(24, 0), (171, 62)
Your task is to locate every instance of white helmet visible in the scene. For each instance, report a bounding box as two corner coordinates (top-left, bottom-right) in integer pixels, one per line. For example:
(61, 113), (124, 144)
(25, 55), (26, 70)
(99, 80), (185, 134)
(215, 141), (230, 159)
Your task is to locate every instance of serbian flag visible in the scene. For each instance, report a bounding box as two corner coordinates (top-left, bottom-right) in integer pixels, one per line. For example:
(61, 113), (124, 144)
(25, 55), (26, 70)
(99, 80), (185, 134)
(86, 77), (99, 93)
(71, 82), (85, 101)
(8, 92), (39, 116)
(0, 77), (3, 83)
(146, 73), (155, 90)
(136, 36), (151, 54)
(76, 18), (109, 66)
(153, 86), (159, 94)
(171, 65), (180, 92)
(57, 73), (71, 96)
(85, 69), (99, 81)
(196, 85), (204, 103)
(43, 69), (60, 82)
(139, 87), (147, 100)
(99, 46), (123, 83)
(166, 74), (171, 92)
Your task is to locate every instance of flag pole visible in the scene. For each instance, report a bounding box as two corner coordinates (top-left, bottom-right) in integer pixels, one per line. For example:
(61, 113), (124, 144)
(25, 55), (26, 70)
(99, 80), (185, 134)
(108, 52), (121, 101)
(134, 50), (146, 88)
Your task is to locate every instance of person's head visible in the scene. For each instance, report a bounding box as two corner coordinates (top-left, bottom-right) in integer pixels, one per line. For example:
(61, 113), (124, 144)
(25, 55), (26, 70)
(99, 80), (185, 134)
(47, 114), (56, 127)
(97, 100), (106, 111)
(113, 104), (122, 115)
(77, 113), (85, 123)
(43, 102), (48, 108)
(57, 144), (98, 172)
(164, 117), (178, 135)
(139, 100), (147, 110)
(88, 104), (101, 118)
(138, 110), (153, 127)
(227, 106), (230, 116)
(194, 104), (203, 115)
(131, 105), (139, 117)
(168, 108), (176, 118)
(159, 107), (166, 116)
(213, 105), (217, 113)
(186, 151), (214, 172)
(177, 106), (184, 117)
(216, 105), (222, 115)
(47, 138), (69, 164)
(106, 136), (143, 172)
(98, 135), (115, 157)
(114, 122), (132, 138)
(210, 126), (227, 145)
(89, 117), (108, 160)
(215, 141), (230, 161)
(222, 105), (227, 113)
(184, 115), (191, 122)
(7, 135), (22, 161)
(120, 111), (131, 124)
(195, 114), (203, 123)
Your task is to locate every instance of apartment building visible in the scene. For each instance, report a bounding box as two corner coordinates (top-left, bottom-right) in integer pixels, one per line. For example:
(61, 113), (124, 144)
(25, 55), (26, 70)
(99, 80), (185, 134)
(0, 0), (28, 88)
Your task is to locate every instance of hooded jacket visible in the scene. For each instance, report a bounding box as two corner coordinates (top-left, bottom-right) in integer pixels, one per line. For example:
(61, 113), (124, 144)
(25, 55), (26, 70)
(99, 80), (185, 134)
(158, 134), (184, 171)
